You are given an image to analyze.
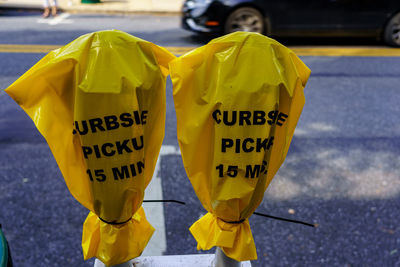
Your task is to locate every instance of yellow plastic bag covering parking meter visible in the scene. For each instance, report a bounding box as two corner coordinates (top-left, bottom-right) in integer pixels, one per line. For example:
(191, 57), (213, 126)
(170, 32), (310, 261)
(5, 30), (175, 266)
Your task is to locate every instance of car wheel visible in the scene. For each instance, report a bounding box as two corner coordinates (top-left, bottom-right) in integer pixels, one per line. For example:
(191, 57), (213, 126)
(224, 7), (264, 34)
(384, 13), (400, 47)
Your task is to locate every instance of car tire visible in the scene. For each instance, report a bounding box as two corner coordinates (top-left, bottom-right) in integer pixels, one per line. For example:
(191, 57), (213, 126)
(384, 13), (400, 47)
(224, 7), (265, 34)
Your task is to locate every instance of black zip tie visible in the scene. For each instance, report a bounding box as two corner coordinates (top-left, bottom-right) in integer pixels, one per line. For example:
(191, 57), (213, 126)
(99, 216), (132, 225)
(98, 200), (185, 225)
(253, 212), (317, 228)
(220, 218), (246, 224)
(143, 200), (186, 205)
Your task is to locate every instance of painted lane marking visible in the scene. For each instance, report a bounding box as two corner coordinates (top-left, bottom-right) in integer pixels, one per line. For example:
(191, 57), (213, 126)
(290, 46), (400, 57)
(142, 145), (181, 256)
(0, 44), (61, 53)
(1, 44), (400, 56)
(37, 13), (73, 25)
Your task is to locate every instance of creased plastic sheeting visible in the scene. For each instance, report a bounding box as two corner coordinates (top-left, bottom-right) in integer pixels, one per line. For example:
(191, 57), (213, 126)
(5, 30), (175, 266)
(82, 207), (154, 265)
(169, 32), (310, 261)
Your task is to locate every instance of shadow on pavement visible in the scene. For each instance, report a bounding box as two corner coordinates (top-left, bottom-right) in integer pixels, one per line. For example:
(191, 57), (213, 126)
(275, 36), (384, 47)
(0, 8), (42, 17)
(185, 33), (385, 47)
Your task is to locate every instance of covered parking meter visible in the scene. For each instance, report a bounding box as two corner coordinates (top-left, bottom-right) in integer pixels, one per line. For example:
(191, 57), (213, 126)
(5, 30), (175, 266)
(170, 32), (310, 261)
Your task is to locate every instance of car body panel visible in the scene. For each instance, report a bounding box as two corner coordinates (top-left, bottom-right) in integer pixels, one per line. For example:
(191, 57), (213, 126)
(181, 0), (400, 39)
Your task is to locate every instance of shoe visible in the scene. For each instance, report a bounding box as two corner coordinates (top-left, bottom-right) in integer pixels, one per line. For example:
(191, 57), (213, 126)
(42, 7), (50, 18)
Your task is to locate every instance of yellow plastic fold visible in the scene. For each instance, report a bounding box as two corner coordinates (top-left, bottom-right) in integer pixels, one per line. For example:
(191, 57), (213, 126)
(5, 30), (175, 266)
(82, 207), (154, 265)
(190, 212), (256, 260)
(170, 32), (310, 261)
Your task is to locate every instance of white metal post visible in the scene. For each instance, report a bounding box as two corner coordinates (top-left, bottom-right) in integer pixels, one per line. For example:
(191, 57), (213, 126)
(213, 247), (243, 267)
(94, 258), (133, 267)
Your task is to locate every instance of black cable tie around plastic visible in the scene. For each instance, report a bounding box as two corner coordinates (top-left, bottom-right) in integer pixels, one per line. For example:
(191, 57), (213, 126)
(143, 199), (186, 205)
(253, 212), (316, 228)
(98, 216), (133, 225)
(220, 218), (246, 224)
(98, 200), (185, 225)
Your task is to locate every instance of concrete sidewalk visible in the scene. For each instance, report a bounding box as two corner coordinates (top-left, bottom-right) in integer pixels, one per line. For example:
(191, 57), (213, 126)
(0, 0), (184, 14)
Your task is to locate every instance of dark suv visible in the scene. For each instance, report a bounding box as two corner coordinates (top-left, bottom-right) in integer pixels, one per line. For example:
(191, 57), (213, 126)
(181, 0), (400, 46)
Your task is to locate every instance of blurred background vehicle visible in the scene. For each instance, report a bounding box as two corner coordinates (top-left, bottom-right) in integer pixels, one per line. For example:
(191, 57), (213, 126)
(181, 0), (400, 47)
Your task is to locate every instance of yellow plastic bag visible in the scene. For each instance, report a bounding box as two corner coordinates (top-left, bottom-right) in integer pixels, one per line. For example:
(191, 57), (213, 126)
(5, 30), (175, 266)
(169, 32), (310, 261)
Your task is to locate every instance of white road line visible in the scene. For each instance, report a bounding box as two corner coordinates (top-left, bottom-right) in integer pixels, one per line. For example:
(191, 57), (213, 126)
(142, 145), (181, 256)
(37, 13), (72, 25)
(49, 13), (71, 25)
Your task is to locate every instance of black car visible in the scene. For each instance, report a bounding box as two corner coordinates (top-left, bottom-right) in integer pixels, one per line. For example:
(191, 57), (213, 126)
(181, 0), (400, 46)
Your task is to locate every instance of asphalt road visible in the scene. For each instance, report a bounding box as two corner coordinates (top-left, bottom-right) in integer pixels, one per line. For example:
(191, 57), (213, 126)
(1, 9), (400, 267)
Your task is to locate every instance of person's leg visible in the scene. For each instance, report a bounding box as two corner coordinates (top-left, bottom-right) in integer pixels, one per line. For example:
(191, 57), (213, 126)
(42, 0), (50, 17)
(51, 0), (58, 16)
